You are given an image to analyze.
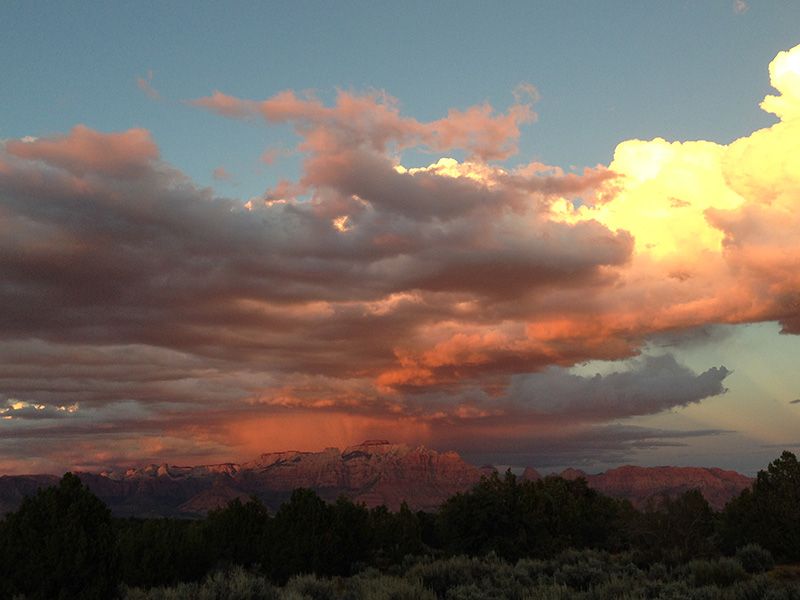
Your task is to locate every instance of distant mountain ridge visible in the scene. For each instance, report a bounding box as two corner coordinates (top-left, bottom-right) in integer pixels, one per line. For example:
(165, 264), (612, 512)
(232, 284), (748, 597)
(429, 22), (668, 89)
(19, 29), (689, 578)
(0, 441), (752, 517)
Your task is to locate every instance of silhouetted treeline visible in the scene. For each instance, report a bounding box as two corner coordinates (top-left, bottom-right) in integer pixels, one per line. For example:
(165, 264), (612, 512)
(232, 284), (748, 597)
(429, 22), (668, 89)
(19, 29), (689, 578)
(2, 451), (800, 599)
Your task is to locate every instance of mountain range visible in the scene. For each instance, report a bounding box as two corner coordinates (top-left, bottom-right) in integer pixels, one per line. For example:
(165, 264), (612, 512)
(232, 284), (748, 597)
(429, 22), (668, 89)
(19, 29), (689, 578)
(0, 440), (752, 517)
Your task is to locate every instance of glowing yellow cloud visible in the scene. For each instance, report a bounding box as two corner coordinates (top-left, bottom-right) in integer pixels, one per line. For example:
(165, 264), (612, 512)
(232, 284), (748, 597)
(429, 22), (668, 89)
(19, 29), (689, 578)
(394, 157), (503, 183)
(379, 42), (800, 389)
(332, 215), (352, 232)
(761, 43), (800, 121)
(555, 43), (800, 264)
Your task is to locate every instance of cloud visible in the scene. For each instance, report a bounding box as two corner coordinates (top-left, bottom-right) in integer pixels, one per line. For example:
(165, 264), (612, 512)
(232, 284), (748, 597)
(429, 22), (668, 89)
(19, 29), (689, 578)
(761, 44), (800, 121)
(190, 87), (537, 161)
(647, 325), (736, 349)
(503, 354), (729, 420)
(0, 398), (78, 420)
(457, 424), (731, 469)
(212, 166), (234, 182)
(260, 147), (287, 165)
(5, 125), (158, 178)
(189, 90), (259, 119)
(733, 0), (748, 15)
(1, 43), (800, 472)
(136, 69), (160, 100)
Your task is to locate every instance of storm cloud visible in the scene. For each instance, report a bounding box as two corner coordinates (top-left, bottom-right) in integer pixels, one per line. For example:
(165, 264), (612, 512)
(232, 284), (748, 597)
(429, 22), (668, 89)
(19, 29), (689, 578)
(2, 43), (800, 472)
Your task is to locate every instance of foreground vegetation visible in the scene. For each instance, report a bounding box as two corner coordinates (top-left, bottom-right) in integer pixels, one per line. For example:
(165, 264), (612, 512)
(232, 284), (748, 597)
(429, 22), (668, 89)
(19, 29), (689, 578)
(122, 552), (800, 600)
(1, 451), (800, 599)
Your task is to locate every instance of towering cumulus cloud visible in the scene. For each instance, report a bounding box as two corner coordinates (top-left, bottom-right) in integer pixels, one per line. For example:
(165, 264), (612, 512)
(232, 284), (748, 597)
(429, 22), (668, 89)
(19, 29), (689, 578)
(1, 44), (799, 472)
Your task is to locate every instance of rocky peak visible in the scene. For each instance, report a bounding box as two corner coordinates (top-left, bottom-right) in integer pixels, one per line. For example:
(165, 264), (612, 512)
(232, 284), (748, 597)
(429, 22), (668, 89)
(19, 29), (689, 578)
(559, 467), (588, 480)
(521, 466), (541, 481)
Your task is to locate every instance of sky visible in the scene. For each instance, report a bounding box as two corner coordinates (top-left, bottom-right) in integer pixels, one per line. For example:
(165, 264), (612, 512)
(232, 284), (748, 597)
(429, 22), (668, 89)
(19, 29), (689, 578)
(1, 1), (800, 475)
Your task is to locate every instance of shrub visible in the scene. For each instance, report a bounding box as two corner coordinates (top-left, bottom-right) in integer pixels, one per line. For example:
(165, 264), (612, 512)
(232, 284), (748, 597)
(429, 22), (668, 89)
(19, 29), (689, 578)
(513, 557), (552, 584)
(121, 567), (280, 600)
(198, 567), (279, 600)
(552, 560), (605, 590)
(284, 574), (338, 600)
(647, 562), (669, 581)
(349, 573), (435, 600)
(590, 574), (648, 600)
(689, 558), (747, 588)
(519, 584), (572, 600)
(723, 575), (772, 600)
(406, 554), (510, 597)
(735, 544), (774, 574)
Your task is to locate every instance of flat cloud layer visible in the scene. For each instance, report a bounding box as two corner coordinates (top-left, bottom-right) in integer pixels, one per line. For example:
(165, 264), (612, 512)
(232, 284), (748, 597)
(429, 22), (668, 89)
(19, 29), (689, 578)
(1, 44), (799, 473)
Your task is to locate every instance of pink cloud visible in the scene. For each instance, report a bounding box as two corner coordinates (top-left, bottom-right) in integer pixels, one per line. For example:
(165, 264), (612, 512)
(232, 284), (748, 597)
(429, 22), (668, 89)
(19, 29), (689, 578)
(191, 87), (537, 161)
(136, 69), (160, 100)
(5, 125), (158, 178)
(188, 90), (259, 119)
(260, 148), (283, 165)
(212, 166), (234, 181)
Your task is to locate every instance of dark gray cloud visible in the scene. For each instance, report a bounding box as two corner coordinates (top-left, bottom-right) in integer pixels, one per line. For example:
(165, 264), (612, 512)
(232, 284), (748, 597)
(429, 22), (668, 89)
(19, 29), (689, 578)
(457, 424), (732, 470)
(647, 325), (737, 350)
(503, 354), (729, 419)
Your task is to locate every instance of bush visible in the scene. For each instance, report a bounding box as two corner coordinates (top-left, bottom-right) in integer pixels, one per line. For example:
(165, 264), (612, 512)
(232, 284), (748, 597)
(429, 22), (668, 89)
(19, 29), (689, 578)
(735, 544), (775, 574)
(349, 573), (435, 600)
(284, 574), (338, 600)
(122, 567), (279, 600)
(198, 568), (279, 600)
(648, 562), (669, 581)
(519, 584), (572, 600)
(406, 554), (509, 597)
(689, 558), (747, 588)
(552, 560), (605, 589)
(723, 575), (772, 600)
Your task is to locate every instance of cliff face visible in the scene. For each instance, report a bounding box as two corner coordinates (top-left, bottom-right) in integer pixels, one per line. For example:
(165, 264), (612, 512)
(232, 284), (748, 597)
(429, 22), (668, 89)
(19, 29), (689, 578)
(80, 440), (484, 516)
(230, 440), (484, 512)
(0, 443), (753, 517)
(580, 465), (753, 510)
(0, 474), (59, 515)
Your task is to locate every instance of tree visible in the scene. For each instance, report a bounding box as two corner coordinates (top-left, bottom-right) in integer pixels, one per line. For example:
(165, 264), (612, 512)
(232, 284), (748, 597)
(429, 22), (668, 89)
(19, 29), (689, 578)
(369, 501), (423, 566)
(437, 471), (525, 559)
(630, 489), (715, 564)
(437, 471), (626, 560)
(328, 496), (371, 573)
(116, 516), (209, 588)
(268, 488), (335, 581)
(720, 451), (800, 561)
(0, 473), (119, 600)
(203, 496), (270, 569)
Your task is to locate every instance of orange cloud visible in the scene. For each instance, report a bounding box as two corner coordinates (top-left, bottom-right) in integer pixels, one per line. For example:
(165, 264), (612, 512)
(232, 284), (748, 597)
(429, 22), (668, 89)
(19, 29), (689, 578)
(5, 125), (158, 178)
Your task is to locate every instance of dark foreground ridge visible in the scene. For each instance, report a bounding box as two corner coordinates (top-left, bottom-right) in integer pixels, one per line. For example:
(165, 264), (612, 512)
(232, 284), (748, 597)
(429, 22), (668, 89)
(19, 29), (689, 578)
(0, 440), (752, 517)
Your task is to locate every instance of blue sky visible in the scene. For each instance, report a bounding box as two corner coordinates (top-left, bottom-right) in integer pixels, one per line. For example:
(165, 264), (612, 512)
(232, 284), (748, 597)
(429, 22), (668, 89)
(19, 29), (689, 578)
(3, 1), (799, 198)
